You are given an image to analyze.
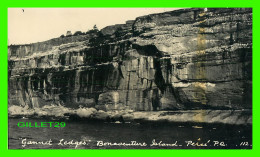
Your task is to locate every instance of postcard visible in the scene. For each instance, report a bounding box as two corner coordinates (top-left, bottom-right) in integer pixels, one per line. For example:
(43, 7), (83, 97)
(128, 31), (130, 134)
(8, 8), (252, 149)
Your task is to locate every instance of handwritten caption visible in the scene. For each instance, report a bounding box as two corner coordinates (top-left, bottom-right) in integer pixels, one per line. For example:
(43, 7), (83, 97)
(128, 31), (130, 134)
(19, 138), (252, 149)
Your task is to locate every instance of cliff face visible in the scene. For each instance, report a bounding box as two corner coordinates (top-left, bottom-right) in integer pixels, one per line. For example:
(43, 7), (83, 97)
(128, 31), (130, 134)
(8, 8), (252, 113)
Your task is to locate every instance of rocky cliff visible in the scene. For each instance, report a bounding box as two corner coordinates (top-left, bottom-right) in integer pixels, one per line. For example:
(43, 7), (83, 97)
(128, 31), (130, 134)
(8, 8), (252, 123)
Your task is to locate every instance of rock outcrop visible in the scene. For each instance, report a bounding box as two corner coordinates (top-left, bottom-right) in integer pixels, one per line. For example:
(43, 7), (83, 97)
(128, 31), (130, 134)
(8, 8), (252, 123)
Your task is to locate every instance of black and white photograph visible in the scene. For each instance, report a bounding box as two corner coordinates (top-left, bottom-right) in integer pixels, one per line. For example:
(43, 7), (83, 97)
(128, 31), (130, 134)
(8, 8), (252, 149)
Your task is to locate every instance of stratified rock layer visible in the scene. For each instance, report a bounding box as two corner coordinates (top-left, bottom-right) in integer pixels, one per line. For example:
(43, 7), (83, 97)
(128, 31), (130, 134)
(8, 8), (252, 123)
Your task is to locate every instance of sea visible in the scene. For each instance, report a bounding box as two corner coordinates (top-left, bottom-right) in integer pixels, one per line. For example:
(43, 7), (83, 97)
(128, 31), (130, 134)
(8, 118), (252, 149)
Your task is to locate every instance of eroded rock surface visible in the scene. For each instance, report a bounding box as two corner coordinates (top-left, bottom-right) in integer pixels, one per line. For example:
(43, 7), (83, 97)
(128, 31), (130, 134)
(8, 8), (252, 124)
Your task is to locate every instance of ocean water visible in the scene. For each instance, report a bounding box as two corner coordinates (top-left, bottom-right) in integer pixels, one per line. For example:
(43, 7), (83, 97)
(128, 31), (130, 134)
(8, 118), (252, 149)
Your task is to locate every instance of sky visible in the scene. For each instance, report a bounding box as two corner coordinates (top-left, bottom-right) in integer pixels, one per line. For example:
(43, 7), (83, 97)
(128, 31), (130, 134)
(8, 8), (182, 45)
